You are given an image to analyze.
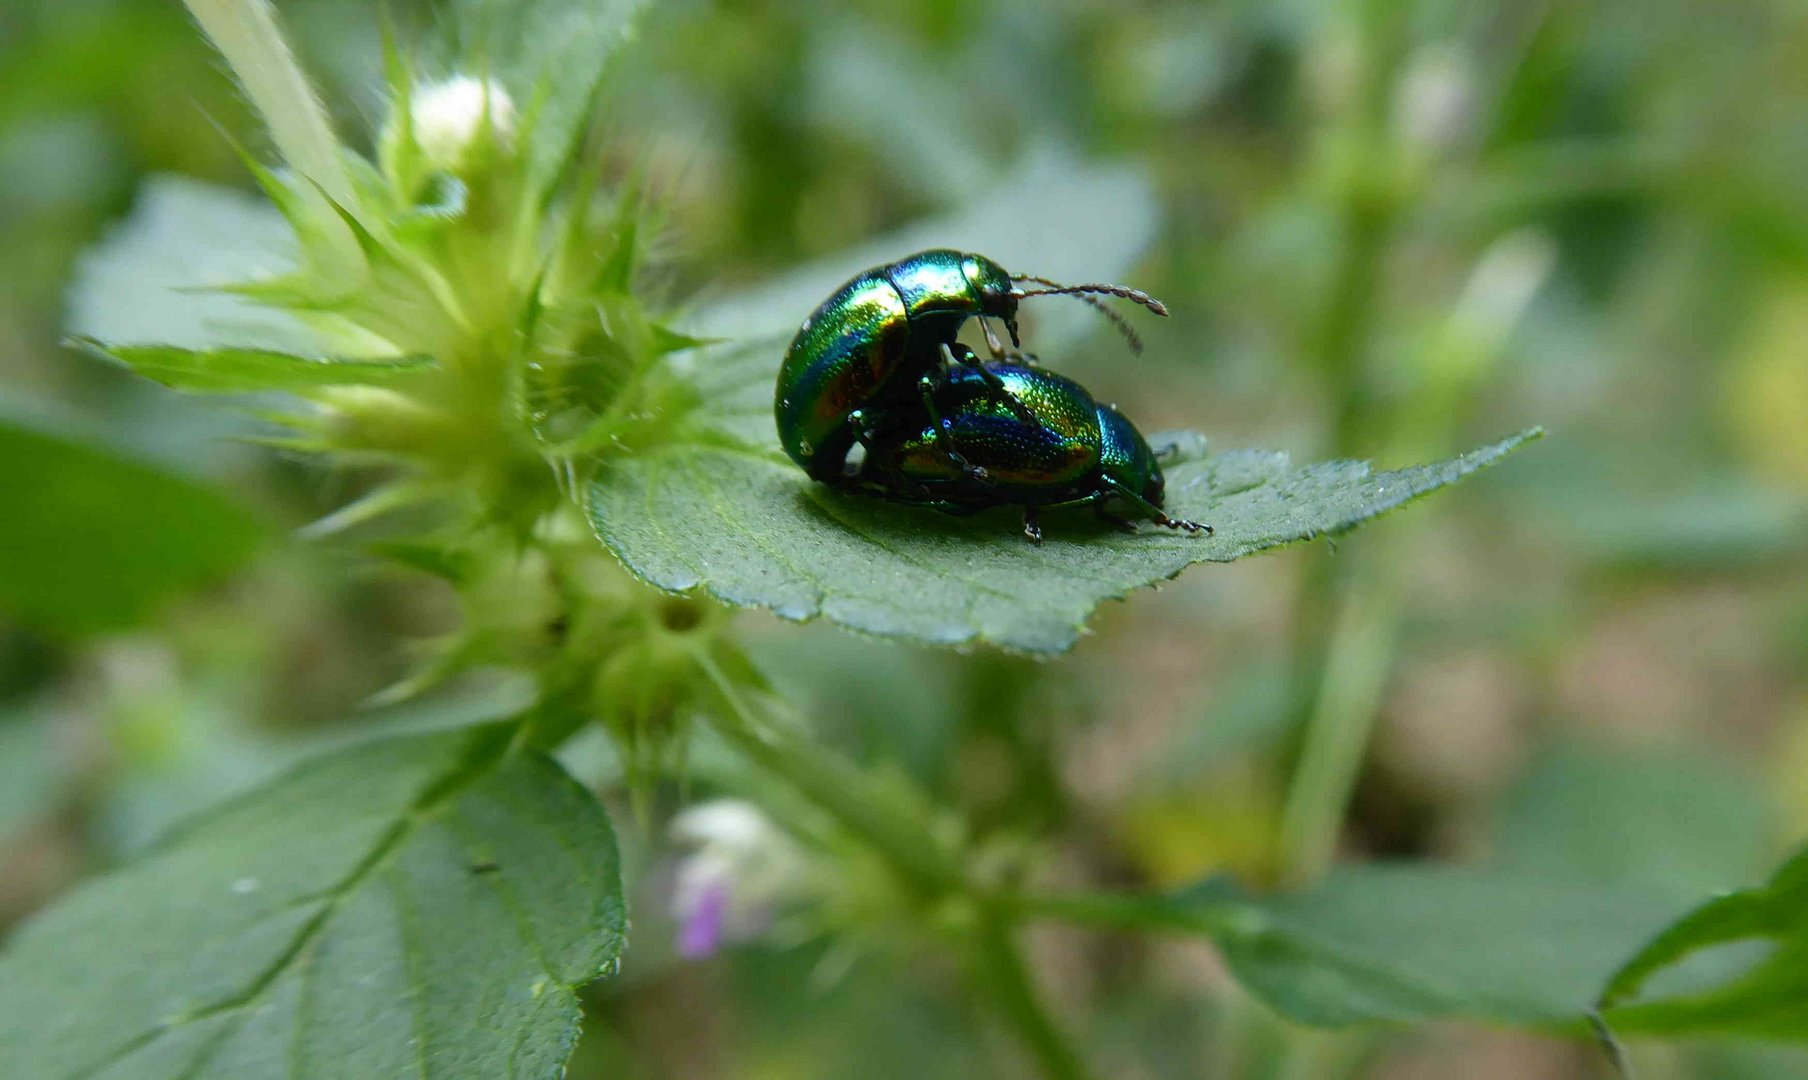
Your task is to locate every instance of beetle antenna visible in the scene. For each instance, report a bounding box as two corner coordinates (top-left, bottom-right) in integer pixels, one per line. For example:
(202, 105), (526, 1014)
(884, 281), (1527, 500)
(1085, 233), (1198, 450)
(1010, 275), (1171, 318)
(1070, 292), (1145, 355)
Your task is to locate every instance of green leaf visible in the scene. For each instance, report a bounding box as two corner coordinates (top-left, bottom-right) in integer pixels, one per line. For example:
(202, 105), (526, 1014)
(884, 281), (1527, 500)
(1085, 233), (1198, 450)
(1601, 845), (1808, 1039)
(1198, 866), (1712, 1028)
(588, 336), (1538, 653)
(76, 340), (434, 394)
(443, 0), (647, 186)
(1198, 744), (1775, 1029)
(1495, 743), (1775, 895)
(0, 725), (626, 1080)
(1021, 741), (1773, 1029)
(0, 415), (264, 634)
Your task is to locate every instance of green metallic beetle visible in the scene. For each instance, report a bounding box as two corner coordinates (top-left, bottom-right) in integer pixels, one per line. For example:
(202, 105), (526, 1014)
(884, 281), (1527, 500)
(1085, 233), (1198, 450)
(858, 352), (1211, 544)
(774, 249), (1168, 485)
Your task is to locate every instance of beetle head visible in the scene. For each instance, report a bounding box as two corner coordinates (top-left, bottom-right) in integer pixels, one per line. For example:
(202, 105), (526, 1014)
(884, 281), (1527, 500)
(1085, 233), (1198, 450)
(961, 253), (1021, 346)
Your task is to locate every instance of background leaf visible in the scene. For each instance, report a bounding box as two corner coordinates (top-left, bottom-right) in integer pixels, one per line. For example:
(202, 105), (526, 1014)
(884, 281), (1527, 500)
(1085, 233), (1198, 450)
(1601, 845), (1808, 1039)
(0, 413), (263, 634)
(1032, 741), (1778, 1028)
(67, 175), (327, 355)
(1198, 866), (1711, 1028)
(589, 330), (1538, 652)
(0, 725), (626, 1080)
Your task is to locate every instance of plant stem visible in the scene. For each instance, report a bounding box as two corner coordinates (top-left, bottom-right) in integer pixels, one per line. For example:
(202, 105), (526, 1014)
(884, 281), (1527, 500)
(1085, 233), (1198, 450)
(1277, 553), (1404, 884)
(696, 654), (1097, 1080)
(695, 652), (961, 895)
(184, 0), (357, 211)
(970, 905), (1096, 1080)
(1276, 4), (1409, 887)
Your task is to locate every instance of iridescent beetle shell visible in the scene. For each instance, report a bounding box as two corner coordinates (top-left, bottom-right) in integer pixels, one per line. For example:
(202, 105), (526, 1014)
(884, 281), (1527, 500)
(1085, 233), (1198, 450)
(860, 358), (1204, 544)
(775, 249), (1018, 483)
(875, 363), (1107, 499)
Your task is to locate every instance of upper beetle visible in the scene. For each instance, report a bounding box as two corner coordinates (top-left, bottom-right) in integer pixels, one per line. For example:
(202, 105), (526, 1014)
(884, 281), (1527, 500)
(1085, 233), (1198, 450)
(774, 249), (1168, 485)
(858, 352), (1211, 544)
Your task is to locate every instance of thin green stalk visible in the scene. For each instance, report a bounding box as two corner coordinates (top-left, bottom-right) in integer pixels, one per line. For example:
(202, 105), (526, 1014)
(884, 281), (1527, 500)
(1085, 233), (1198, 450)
(184, 0), (358, 211)
(1277, 5), (1409, 887)
(1277, 554), (1404, 884)
(970, 905), (1097, 1080)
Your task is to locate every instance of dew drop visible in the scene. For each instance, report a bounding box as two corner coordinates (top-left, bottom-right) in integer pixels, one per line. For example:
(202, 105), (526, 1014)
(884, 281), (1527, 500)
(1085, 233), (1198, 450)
(231, 876), (260, 895)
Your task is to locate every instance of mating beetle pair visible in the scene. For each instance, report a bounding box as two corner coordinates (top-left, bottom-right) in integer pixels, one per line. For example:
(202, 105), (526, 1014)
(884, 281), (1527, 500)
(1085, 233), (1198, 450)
(773, 249), (1210, 544)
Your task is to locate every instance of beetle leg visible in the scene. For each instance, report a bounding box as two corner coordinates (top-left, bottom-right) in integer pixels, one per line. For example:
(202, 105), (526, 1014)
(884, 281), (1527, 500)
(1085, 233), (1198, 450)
(979, 317), (1007, 360)
(836, 409), (877, 482)
(1022, 505), (1044, 545)
(932, 499), (985, 518)
(943, 342), (1038, 426)
(861, 487), (985, 516)
(1094, 504), (1141, 534)
(917, 373), (992, 485)
(1104, 478), (1212, 536)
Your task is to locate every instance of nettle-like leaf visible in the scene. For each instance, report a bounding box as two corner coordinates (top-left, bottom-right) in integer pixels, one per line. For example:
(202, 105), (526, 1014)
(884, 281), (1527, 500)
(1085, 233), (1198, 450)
(0, 413), (263, 634)
(588, 334), (1539, 653)
(0, 725), (626, 1080)
(1601, 845), (1808, 1039)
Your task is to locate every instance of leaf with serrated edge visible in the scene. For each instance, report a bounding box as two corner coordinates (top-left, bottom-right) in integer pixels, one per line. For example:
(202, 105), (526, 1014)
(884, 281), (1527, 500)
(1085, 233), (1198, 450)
(0, 726), (625, 1080)
(590, 342), (1539, 653)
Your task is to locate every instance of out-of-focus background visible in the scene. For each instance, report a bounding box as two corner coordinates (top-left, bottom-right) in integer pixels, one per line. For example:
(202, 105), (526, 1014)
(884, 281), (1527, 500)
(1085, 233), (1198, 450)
(2, 1), (1806, 1077)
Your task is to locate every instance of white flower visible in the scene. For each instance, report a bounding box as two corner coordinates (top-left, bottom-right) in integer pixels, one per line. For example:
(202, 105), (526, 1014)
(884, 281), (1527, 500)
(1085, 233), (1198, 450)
(408, 76), (516, 170)
(669, 800), (802, 958)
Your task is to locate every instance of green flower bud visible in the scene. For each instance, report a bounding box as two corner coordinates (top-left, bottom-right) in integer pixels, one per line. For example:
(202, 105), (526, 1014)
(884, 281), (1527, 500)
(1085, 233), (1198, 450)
(382, 75), (516, 187)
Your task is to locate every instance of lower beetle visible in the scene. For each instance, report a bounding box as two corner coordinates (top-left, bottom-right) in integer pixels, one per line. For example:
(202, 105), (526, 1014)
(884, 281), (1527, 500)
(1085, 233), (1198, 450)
(775, 249), (1168, 486)
(857, 351), (1212, 544)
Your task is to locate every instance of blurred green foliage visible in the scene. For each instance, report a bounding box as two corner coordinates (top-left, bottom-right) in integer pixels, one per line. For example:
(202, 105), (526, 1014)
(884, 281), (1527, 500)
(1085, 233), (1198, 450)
(1, 0), (1806, 1077)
